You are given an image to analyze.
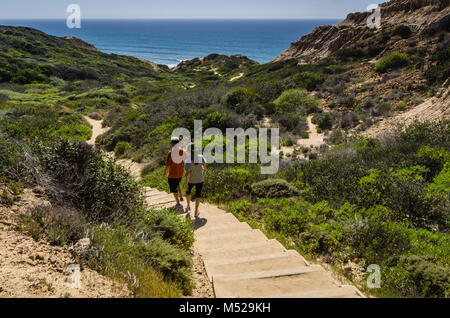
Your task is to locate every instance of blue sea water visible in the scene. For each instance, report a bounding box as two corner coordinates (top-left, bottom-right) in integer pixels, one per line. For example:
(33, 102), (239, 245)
(0, 19), (340, 67)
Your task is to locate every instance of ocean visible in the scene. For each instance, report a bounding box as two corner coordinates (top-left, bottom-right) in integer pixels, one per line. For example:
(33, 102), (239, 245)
(0, 19), (340, 67)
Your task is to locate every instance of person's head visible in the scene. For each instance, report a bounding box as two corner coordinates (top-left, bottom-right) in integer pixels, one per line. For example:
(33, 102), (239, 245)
(171, 136), (180, 146)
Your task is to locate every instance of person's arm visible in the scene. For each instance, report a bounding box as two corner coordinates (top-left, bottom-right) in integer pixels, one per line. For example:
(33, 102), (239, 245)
(164, 152), (170, 176)
(202, 156), (207, 170)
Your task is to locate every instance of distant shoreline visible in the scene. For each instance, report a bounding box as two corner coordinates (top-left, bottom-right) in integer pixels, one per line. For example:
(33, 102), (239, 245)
(0, 19), (341, 66)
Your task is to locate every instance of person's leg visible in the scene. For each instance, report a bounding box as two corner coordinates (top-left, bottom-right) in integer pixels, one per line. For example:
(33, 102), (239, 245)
(186, 183), (193, 212)
(174, 178), (182, 206)
(195, 198), (201, 212)
(194, 183), (203, 217)
(169, 178), (181, 206)
(178, 184), (184, 201)
(173, 192), (180, 205)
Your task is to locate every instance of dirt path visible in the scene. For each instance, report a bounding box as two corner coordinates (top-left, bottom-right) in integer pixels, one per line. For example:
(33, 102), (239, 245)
(280, 115), (325, 157)
(0, 189), (131, 298)
(229, 73), (244, 81)
(85, 116), (110, 146)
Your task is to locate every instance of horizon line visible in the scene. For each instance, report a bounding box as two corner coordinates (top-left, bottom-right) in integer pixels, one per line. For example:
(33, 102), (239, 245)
(0, 17), (344, 21)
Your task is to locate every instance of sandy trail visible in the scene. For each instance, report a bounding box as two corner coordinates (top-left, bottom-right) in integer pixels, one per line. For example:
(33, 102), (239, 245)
(280, 115), (325, 157)
(85, 116), (110, 146)
(229, 73), (244, 81)
(84, 116), (149, 181)
(297, 116), (325, 148)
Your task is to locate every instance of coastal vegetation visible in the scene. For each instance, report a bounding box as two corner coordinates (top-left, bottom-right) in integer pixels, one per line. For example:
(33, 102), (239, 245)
(0, 8), (449, 298)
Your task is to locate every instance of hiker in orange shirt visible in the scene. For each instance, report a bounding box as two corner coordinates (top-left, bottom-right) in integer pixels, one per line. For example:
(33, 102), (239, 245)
(164, 136), (186, 209)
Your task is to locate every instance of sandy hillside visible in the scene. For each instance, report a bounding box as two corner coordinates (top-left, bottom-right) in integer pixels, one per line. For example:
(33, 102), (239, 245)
(0, 188), (131, 298)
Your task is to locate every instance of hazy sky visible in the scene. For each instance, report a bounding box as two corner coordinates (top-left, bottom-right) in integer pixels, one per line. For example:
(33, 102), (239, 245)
(0, 0), (386, 19)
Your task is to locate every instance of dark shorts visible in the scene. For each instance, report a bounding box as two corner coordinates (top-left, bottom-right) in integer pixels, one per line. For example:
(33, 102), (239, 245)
(186, 182), (204, 198)
(168, 178), (182, 193)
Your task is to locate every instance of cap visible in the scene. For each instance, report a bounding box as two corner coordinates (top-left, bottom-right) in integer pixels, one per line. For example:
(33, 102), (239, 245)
(171, 136), (180, 143)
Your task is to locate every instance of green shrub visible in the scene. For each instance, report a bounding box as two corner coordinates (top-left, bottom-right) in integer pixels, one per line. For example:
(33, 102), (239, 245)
(273, 89), (320, 114)
(204, 166), (263, 202)
(251, 179), (299, 198)
(416, 146), (450, 180)
(383, 255), (450, 297)
(0, 135), (25, 182)
(298, 221), (344, 256)
(89, 225), (188, 297)
(114, 141), (134, 158)
(221, 88), (260, 114)
(375, 52), (409, 73)
(345, 219), (411, 265)
(37, 140), (144, 223)
(264, 200), (312, 236)
(312, 112), (333, 130)
(143, 209), (194, 251)
(293, 72), (324, 90)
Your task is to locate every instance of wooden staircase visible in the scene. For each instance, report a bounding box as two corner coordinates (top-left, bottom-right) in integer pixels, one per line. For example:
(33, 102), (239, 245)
(143, 188), (364, 298)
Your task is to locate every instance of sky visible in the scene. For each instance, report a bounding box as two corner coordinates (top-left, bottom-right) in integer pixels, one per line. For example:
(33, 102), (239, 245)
(0, 0), (387, 19)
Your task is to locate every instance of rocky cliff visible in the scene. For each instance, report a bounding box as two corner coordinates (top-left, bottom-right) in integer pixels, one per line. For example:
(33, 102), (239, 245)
(275, 0), (450, 62)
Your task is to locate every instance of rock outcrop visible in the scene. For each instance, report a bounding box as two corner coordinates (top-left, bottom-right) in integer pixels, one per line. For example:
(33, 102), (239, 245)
(275, 0), (450, 62)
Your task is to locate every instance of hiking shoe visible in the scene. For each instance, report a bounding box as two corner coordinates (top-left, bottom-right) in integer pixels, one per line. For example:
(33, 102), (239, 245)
(170, 204), (183, 211)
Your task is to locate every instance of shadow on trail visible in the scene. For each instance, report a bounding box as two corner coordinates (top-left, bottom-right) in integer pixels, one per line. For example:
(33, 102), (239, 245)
(193, 217), (207, 230)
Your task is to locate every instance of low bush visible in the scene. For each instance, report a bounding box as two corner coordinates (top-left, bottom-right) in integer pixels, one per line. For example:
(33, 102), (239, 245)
(204, 166), (264, 202)
(19, 205), (86, 245)
(251, 179), (299, 198)
(273, 89), (320, 115)
(345, 218), (411, 265)
(114, 141), (135, 158)
(312, 112), (333, 131)
(143, 209), (194, 251)
(293, 72), (324, 91)
(393, 25), (412, 39)
(383, 255), (450, 298)
(36, 140), (144, 223)
(89, 224), (190, 297)
(375, 52), (409, 73)
(221, 87), (260, 114)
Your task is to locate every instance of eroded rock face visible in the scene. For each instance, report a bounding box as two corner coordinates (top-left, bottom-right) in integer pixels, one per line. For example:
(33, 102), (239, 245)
(274, 0), (450, 62)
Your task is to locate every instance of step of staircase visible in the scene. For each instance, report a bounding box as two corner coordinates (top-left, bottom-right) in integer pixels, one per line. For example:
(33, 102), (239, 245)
(206, 251), (309, 281)
(195, 222), (252, 237)
(147, 199), (176, 207)
(213, 265), (321, 281)
(200, 239), (286, 262)
(269, 286), (364, 298)
(195, 229), (268, 252)
(214, 269), (362, 298)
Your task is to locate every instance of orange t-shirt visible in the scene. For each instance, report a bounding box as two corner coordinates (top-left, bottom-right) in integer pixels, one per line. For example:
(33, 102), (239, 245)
(166, 148), (185, 179)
